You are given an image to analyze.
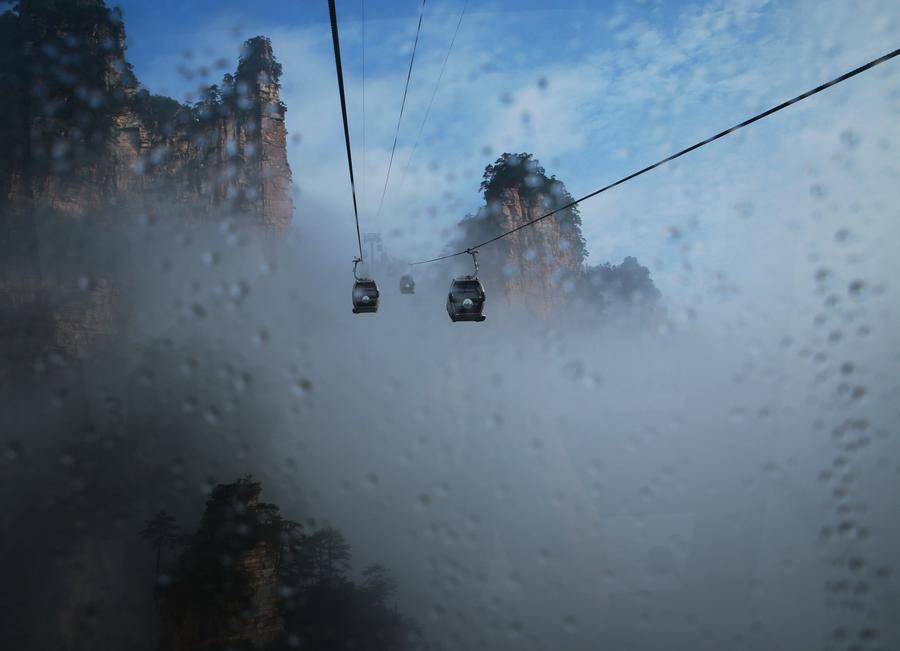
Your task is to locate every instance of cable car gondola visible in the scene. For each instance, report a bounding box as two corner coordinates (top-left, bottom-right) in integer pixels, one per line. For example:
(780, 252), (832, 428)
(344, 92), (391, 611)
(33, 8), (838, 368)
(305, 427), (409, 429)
(447, 249), (486, 322)
(399, 274), (416, 295)
(352, 258), (379, 314)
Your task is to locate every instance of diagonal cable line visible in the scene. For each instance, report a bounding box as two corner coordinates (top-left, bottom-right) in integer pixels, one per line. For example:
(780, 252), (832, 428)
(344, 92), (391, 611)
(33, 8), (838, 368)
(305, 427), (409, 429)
(375, 0), (427, 223)
(328, 0), (364, 260)
(410, 45), (900, 266)
(397, 0), (468, 191)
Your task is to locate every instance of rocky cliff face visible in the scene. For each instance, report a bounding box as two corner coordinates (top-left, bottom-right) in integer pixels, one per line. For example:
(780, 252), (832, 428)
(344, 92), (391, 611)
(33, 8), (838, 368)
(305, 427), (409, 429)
(492, 186), (584, 309)
(0, 0), (292, 228)
(0, 0), (293, 358)
(456, 153), (661, 321)
(159, 480), (284, 651)
(456, 154), (586, 314)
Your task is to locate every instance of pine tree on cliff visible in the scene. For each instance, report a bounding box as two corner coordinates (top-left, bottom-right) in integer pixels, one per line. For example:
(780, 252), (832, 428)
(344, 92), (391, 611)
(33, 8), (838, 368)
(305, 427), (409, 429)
(139, 510), (182, 585)
(237, 36), (283, 89)
(362, 563), (397, 606)
(309, 526), (352, 582)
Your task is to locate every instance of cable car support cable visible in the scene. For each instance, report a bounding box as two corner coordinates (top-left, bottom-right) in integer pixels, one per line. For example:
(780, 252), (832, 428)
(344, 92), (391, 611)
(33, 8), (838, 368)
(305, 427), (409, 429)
(409, 45), (900, 266)
(361, 0), (367, 225)
(375, 0), (427, 223)
(399, 0), (468, 190)
(328, 0), (364, 260)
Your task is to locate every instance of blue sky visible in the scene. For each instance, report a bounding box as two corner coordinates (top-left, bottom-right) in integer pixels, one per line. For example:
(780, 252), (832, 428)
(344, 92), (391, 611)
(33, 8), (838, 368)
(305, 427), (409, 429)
(107, 0), (899, 319)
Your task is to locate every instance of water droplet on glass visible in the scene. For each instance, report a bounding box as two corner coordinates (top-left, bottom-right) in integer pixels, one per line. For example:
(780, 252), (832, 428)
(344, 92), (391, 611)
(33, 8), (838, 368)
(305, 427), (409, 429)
(4, 442), (23, 461)
(292, 378), (313, 397)
(562, 361), (584, 381)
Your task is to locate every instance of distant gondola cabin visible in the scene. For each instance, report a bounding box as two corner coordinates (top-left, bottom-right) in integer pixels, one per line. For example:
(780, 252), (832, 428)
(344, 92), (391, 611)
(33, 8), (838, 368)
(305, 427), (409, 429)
(399, 274), (416, 294)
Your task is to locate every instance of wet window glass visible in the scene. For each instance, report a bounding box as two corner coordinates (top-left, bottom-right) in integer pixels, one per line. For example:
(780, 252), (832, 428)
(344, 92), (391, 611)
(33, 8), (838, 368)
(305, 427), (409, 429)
(1, 1), (898, 650)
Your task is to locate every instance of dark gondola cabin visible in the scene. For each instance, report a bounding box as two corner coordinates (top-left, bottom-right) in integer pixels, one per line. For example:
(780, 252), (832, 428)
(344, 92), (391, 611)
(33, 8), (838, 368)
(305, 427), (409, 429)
(446, 277), (486, 322)
(399, 274), (416, 294)
(352, 279), (379, 314)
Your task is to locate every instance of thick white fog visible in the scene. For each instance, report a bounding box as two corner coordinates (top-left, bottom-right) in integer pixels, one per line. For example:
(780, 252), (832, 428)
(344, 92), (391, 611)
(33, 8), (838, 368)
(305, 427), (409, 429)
(32, 136), (894, 648)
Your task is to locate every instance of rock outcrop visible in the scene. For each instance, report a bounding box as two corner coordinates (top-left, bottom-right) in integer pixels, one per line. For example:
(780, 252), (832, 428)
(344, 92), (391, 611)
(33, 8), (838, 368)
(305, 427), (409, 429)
(0, 0), (293, 359)
(455, 153), (662, 321)
(0, 0), (293, 228)
(456, 153), (586, 314)
(492, 186), (584, 307)
(159, 480), (284, 651)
